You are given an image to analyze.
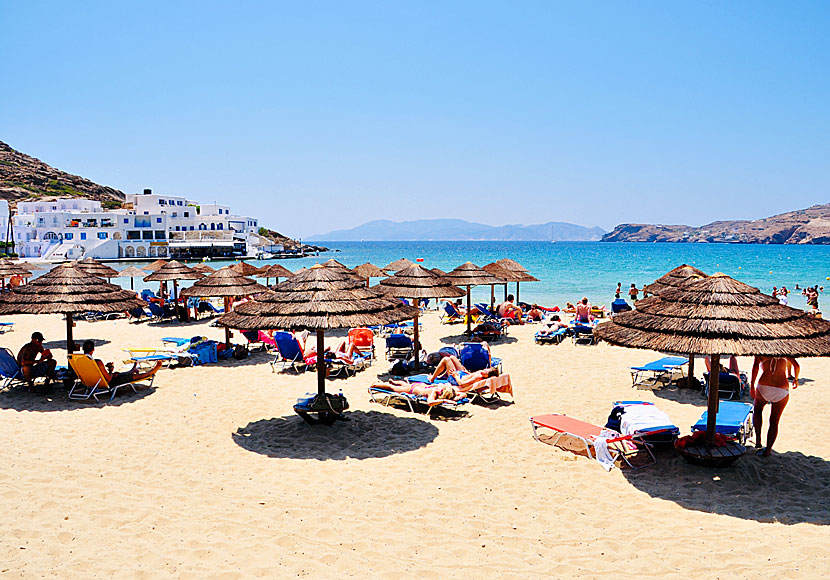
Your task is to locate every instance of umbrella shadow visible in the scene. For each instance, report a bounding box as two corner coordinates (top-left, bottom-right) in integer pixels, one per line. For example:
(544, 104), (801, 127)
(651, 385), (710, 407)
(438, 333), (518, 346)
(232, 410), (439, 460)
(0, 384), (156, 412)
(42, 338), (112, 350)
(622, 448), (830, 525)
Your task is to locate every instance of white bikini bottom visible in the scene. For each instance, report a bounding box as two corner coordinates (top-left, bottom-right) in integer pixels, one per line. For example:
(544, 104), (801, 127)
(756, 384), (789, 404)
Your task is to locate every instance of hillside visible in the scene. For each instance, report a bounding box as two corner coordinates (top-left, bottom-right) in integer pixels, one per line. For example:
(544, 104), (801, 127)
(0, 141), (125, 208)
(308, 219), (605, 241)
(601, 204), (830, 245)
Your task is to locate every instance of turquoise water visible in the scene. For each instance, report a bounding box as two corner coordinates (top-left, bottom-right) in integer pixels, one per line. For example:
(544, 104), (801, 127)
(108, 241), (830, 311)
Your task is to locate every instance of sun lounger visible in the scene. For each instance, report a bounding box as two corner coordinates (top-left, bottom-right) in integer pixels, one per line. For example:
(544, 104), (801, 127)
(630, 356), (688, 388)
(703, 371), (749, 400)
(530, 413), (665, 470)
(608, 401), (680, 446)
(68, 353), (159, 402)
(571, 323), (598, 345)
(611, 298), (632, 314)
(535, 327), (567, 345)
(368, 385), (470, 416)
(0, 347), (26, 390)
(691, 401), (754, 445)
(0, 322), (15, 334)
(147, 302), (176, 322)
(407, 372), (513, 404)
(385, 333), (414, 362)
(270, 331), (309, 373)
(459, 342), (502, 373)
(440, 302), (464, 324)
(348, 328), (375, 365)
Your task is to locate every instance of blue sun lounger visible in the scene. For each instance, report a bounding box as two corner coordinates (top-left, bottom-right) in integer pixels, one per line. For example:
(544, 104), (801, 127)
(630, 356), (688, 388)
(368, 385), (470, 416)
(0, 322), (14, 334)
(691, 401), (754, 445)
(459, 342), (502, 373)
(535, 327), (567, 344)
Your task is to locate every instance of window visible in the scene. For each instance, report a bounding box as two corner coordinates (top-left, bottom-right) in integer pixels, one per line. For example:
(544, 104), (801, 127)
(65, 233), (73, 240)
(198, 224), (206, 230)
(172, 212), (177, 217)
(175, 226), (180, 231)
(177, 201), (183, 206)
(143, 211), (149, 215)
(156, 217), (162, 223)
(159, 199), (165, 205)
(154, 230), (166, 239)
(123, 218), (129, 224)
(210, 223), (216, 230)
(169, 199), (175, 205)
(217, 223), (223, 230)
(135, 217), (151, 228)
(80, 232), (86, 240)
(190, 226), (195, 231)
(127, 231), (140, 240)
(184, 212), (189, 217)
(98, 232), (107, 239)
(142, 231), (153, 240)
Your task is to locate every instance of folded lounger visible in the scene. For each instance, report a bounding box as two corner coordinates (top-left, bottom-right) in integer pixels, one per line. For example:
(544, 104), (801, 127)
(368, 385), (470, 416)
(630, 356), (688, 388)
(68, 353), (158, 402)
(703, 371), (749, 400)
(691, 401), (754, 445)
(530, 413), (673, 469)
(535, 327), (567, 345)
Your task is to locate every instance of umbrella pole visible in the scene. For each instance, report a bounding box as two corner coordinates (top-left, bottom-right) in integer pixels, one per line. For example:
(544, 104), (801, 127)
(466, 285), (472, 334)
(705, 354), (721, 445)
(316, 329), (326, 397)
(504, 283), (508, 301)
(65, 313), (75, 354)
(224, 297), (231, 347)
(688, 354), (695, 386)
(130, 277), (134, 291)
(490, 285), (495, 312)
(413, 302), (420, 370)
(516, 282), (520, 303)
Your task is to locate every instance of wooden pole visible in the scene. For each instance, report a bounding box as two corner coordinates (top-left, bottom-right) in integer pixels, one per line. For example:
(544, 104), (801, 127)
(65, 313), (75, 354)
(705, 354), (720, 445)
(687, 354), (695, 387)
(516, 282), (520, 303)
(465, 285), (472, 334)
(504, 283), (508, 301)
(224, 297), (231, 346)
(316, 329), (326, 397)
(490, 285), (495, 312)
(413, 300), (420, 370)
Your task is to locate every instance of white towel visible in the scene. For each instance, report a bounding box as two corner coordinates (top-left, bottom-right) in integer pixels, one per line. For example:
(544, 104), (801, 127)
(593, 429), (618, 471)
(620, 405), (673, 436)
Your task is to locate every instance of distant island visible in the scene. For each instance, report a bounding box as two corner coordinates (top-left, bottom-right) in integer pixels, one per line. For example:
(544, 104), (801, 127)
(307, 218), (606, 242)
(602, 204), (830, 245)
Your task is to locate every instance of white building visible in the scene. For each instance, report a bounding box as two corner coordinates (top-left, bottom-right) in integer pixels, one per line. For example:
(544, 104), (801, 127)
(13, 189), (265, 261)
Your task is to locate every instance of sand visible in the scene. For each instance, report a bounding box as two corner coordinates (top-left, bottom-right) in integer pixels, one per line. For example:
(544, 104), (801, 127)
(0, 310), (828, 578)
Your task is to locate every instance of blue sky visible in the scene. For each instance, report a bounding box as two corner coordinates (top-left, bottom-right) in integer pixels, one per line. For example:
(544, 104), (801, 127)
(2, 1), (828, 238)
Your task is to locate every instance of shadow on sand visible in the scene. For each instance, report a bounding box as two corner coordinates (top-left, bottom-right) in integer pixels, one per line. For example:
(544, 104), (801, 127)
(0, 384), (156, 412)
(437, 333), (518, 346)
(42, 338), (112, 350)
(622, 448), (830, 525)
(233, 410), (439, 460)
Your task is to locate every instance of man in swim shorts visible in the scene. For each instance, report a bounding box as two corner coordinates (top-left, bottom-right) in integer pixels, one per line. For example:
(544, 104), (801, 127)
(750, 355), (799, 457)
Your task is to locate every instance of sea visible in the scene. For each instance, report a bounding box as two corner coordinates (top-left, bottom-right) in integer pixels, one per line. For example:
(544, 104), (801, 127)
(104, 241), (830, 311)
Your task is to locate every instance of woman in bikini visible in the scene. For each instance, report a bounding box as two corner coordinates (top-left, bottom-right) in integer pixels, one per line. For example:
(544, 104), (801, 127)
(750, 356), (799, 457)
(370, 381), (464, 405)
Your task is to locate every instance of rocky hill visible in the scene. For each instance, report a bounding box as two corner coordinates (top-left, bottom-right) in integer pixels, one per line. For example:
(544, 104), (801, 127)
(0, 140), (125, 208)
(601, 204), (830, 244)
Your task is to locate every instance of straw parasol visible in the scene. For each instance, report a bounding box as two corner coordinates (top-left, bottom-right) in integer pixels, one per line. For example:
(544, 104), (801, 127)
(443, 262), (502, 334)
(16, 261), (45, 271)
(181, 267), (269, 345)
(145, 259), (169, 272)
(379, 264), (465, 368)
(322, 259), (363, 280)
(191, 263), (216, 275)
(259, 263), (294, 286)
(0, 264), (145, 353)
(117, 266), (147, 291)
(218, 264), (418, 405)
(642, 264), (707, 297)
(352, 263), (387, 288)
(73, 257), (119, 280)
(0, 259), (32, 283)
(594, 273), (830, 449)
(230, 261), (264, 277)
(383, 258), (415, 273)
(143, 260), (204, 307)
(483, 262), (518, 310)
(494, 258), (538, 302)
(430, 268), (446, 277)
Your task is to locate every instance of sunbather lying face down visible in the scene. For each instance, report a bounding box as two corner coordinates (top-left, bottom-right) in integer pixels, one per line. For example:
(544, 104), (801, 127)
(371, 380), (464, 404)
(538, 315), (566, 335)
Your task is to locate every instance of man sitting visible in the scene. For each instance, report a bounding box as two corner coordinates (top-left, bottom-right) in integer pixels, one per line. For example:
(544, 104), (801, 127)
(497, 294), (524, 324)
(82, 340), (161, 387)
(17, 331), (57, 392)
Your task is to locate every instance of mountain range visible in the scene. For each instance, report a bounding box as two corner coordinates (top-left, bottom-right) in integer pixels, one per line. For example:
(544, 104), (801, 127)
(601, 204), (830, 244)
(307, 219), (606, 241)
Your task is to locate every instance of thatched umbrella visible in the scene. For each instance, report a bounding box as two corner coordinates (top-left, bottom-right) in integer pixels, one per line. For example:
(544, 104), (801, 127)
(443, 262), (502, 334)
(191, 263), (216, 275)
(218, 265), (418, 404)
(594, 273), (830, 450)
(0, 259), (32, 288)
(181, 267), (269, 345)
(483, 263), (519, 311)
(352, 263), (387, 288)
(16, 261), (45, 271)
(431, 268), (446, 277)
(383, 258), (415, 273)
(0, 264), (145, 353)
(380, 264), (465, 368)
(494, 258), (538, 302)
(145, 259), (169, 272)
(641, 264), (709, 381)
(322, 259), (363, 281)
(642, 264), (707, 298)
(259, 263), (294, 287)
(73, 257), (119, 281)
(117, 266), (147, 291)
(230, 261), (264, 277)
(143, 260), (204, 308)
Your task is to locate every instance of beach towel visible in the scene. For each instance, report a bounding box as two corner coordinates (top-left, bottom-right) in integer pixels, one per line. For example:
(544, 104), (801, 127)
(619, 404), (674, 436)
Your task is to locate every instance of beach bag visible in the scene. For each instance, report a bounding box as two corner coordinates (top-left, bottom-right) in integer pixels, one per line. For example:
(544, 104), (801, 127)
(233, 344), (249, 360)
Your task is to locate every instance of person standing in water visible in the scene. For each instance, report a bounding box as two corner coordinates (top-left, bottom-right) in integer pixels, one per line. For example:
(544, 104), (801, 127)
(750, 356), (799, 457)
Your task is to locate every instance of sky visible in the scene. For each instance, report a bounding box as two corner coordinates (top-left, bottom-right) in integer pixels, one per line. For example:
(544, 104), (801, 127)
(1, 1), (828, 238)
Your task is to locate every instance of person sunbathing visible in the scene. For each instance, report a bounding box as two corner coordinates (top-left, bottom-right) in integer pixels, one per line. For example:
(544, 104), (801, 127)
(497, 294), (524, 324)
(574, 297), (593, 324)
(428, 355), (500, 387)
(705, 355), (740, 378)
(82, 340), (161, 387)
(537, 315), (567, 336)
(370, 380), (465, 405)
(527, 304), (543, 321)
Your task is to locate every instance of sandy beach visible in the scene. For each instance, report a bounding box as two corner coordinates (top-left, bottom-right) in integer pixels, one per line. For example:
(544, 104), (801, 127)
(0, 310), (828, 578)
